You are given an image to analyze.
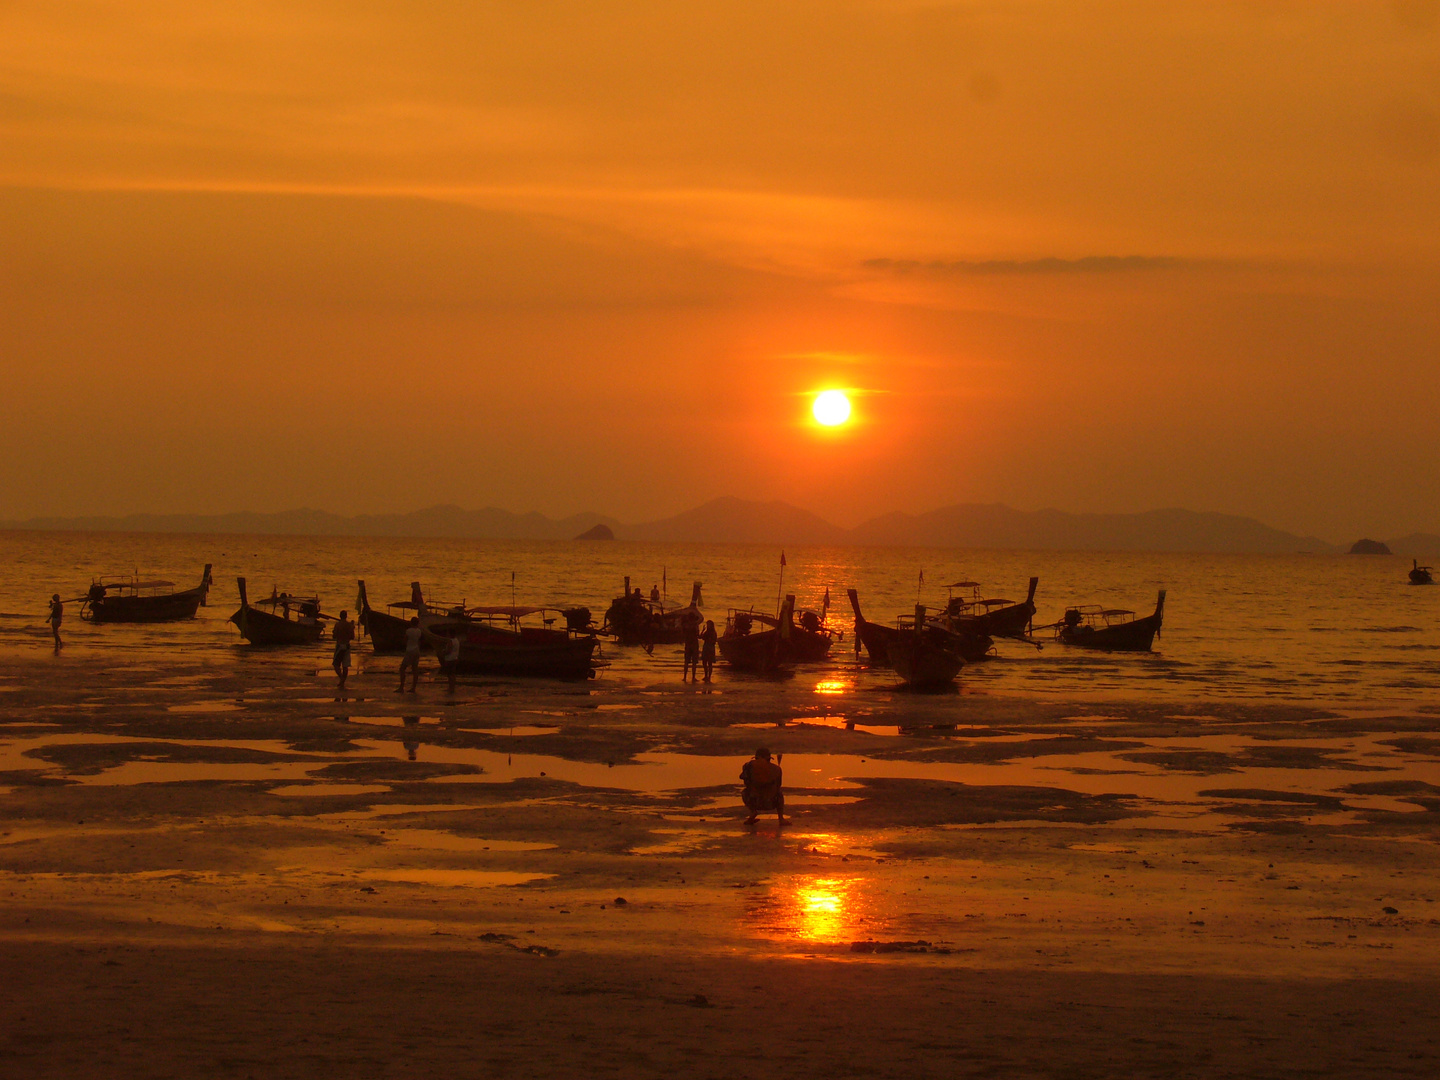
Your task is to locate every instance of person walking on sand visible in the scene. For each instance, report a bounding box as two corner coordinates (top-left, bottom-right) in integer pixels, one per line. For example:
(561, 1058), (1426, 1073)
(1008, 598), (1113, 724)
(682, 614), (700, 682)
(701, 619), (718, 683)
(741, 747), (786, 825)
(331, 609), (356, 687)
(47, 593), (63, 650)
(397, 616), (423, 692)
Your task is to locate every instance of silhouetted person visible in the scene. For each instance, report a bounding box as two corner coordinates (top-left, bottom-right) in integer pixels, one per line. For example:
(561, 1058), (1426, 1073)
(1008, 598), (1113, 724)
(332, 609), (355, 687)
(701, 619), (718, 683)
(47, 593), (63, 650)
(741, 748), (785, 825)
(682, 615), (700, 682)
(397, 617), (422, 692)
(438, 632), (461, 691)
(650, 584), (660, 603)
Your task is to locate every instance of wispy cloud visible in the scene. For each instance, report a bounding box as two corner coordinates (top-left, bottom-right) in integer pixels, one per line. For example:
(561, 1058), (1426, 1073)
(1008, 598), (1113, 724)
(862, 255), (1195, 275)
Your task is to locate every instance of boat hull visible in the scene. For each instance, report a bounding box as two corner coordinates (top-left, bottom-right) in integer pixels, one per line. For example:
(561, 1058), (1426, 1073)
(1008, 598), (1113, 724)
(718, 626), (832, 672)
(888, 637), (964, 688)
(84, 565), (212, 624)
(360, 607), (413, 653)
(230, 606), (324, 646)
(451, 627), (597, 680)
(88, 588), (205, 624)
(1410, 570), (1434, 586)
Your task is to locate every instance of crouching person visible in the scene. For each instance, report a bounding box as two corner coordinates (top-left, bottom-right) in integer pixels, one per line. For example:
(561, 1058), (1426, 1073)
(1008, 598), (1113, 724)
(741, 747), (786, 825)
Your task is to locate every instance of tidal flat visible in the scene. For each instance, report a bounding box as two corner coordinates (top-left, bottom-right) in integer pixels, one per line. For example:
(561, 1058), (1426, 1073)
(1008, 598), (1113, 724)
(3, 646), (1440, 1078)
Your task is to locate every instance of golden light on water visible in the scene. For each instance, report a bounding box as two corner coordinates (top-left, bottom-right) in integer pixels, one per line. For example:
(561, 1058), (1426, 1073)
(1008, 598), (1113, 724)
(812, 390), (852, 427)
(746, 871), (874, 944)
(814, 678), (851, 695)
(798, 880), (846, 940)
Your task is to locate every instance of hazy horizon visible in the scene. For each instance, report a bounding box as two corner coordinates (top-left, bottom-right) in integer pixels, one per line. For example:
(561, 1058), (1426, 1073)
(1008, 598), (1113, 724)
(4, 3), (1439, 540)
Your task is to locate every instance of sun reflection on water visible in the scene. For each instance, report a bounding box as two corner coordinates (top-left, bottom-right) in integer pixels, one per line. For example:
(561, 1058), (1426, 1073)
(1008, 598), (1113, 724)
(815, 678), (851, 696)
(746, 868), (881, 944)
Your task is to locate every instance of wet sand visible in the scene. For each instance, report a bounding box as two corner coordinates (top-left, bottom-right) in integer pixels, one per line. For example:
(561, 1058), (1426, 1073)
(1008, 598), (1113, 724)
(4, 646), (1440, 1077)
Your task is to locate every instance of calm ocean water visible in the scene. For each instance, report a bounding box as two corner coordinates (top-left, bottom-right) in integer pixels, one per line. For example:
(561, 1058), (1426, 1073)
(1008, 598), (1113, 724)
(1, 530), (1436, 707)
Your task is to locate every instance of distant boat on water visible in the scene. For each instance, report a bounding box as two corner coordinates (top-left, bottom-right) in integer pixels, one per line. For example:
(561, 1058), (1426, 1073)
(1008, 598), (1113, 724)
(1410, 560), (1434, 586)
(80, 565), (212, 623)
(1051, 590), (1166, 652)
(229, 577), (326, 646)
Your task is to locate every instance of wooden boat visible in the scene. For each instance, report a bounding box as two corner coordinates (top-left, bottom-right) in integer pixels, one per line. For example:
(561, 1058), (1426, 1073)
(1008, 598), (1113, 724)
(357, 580), (449, 653)
(718, 595), (836, 672)
(887, 605), (965, 689)
(1410, 560), (1434, 586)
(1053, 590), (1166, 652)
(602, 577), (703, 645)
(421, 604), (598, 680)
(81, 565), (213, 623)
(229, 577), (326, 646)
(848, 588), (992, 664)
(943, 577), (1039, 639)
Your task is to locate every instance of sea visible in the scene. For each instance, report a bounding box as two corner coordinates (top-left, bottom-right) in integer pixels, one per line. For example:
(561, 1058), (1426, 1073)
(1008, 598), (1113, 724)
(0, 529), (1435, 708)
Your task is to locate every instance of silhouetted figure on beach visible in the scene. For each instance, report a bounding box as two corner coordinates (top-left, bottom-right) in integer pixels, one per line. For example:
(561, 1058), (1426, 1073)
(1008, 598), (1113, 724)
(701, 619), (718, 683)
(47, 594), (63, 651)
(682, 615), (700, 682)
(332, 610), (355, 687)
(741, 748), (786, 825)
(397, 617), (423, 692)
(650, 584), (661, 603)
(438, 632), (461, 691)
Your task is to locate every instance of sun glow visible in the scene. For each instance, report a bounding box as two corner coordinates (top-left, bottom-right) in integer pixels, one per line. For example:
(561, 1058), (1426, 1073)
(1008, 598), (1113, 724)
(812, 390), (852, 426)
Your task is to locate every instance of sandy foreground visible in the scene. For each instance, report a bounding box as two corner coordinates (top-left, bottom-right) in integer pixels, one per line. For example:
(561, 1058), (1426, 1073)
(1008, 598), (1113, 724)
(3, 644), (1440, 1078)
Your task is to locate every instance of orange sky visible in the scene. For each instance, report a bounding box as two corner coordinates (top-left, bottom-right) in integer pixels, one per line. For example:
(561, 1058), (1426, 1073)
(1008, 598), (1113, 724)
(2, 1), (1438, 540)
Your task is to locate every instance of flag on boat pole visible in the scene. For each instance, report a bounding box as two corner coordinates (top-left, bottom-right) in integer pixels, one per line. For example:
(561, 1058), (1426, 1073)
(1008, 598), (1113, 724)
(776, 551), (786, 617)
(662, 566), (667, 602)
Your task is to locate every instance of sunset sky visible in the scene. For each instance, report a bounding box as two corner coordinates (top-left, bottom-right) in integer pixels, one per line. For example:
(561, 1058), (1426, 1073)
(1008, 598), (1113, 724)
(2, 1), (1438, 541)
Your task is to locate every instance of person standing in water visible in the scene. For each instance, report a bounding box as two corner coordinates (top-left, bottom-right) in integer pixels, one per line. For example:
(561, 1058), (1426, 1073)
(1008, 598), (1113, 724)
(740, 747), (785, 825)
(47, 593), (63, 650)
(331, 609), (355, 687)
(397, 616), (423, 692)
(701, 619), (718, 683)
(682, 615), (701, 682)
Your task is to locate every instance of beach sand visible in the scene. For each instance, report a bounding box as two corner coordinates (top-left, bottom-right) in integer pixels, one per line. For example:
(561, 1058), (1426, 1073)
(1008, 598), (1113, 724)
(3, 646), (1440, 1077)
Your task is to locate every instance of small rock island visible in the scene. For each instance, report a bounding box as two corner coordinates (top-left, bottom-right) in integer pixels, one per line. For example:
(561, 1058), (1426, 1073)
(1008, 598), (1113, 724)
(1348, 538), (1392, 555)
(574, 523), (615, 541)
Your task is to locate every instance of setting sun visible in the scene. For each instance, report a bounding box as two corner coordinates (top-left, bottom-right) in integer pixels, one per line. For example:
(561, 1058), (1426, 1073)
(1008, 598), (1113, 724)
(812, 390), (852, 427)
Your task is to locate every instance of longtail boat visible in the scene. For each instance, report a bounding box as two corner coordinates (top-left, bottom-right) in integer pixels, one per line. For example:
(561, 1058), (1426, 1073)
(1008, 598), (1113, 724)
(602, 577), (703, 645)
(1052, 590), (1166, 652)
(887, 605), (965, 689)
(1410, 560), (1434, 586)
(357, 580), (439, 653)
(80, 565), (213, 623)
(719, 595), (835, 673)
(848, 588), (992, 664)
(229, 577), (326, 646)
(943, 577), (1039, 639)
(420, 604), (598, 680)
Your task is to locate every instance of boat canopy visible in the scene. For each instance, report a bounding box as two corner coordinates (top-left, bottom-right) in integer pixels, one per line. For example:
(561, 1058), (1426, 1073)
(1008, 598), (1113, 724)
(97, 579), (175, 591)
(465, 605), (550, 618)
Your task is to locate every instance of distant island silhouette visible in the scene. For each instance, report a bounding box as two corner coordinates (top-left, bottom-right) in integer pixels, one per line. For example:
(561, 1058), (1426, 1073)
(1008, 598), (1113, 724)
(9, 497), (1436, 556)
